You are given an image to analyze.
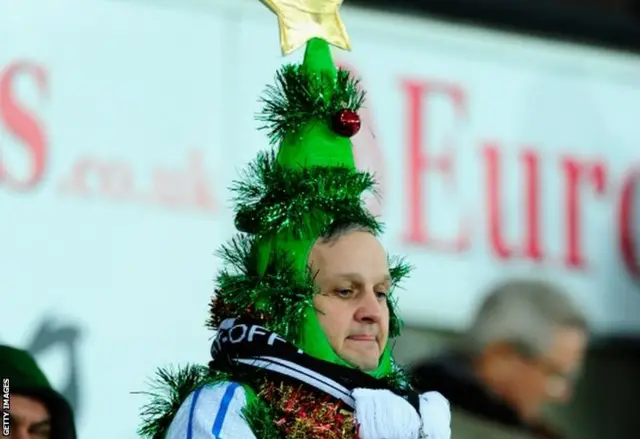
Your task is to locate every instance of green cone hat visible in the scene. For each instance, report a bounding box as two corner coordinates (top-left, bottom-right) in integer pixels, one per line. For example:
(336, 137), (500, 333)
(275, 38), (355, 170)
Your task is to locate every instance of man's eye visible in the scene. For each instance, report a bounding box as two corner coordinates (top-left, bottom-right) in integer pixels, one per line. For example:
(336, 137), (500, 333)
(32, 428), (51, 439)
(375, 291), (388, 300)
(336, 289), (353, 297)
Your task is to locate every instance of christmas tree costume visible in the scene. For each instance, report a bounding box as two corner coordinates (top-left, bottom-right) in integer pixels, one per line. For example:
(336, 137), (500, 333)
(138, 1), (451, 438)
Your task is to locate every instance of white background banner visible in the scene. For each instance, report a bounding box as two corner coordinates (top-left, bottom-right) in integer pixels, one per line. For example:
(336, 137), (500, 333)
(1, 0), (640, 437)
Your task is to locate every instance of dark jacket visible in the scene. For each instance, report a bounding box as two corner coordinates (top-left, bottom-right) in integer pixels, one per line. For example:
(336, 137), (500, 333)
(411, 353), (562, 439)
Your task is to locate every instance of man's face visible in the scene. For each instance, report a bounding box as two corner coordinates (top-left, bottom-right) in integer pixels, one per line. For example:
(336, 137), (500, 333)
(309, 231), (390, 371)
(505, 327), (587, 420)
(8, 394), (51, 439)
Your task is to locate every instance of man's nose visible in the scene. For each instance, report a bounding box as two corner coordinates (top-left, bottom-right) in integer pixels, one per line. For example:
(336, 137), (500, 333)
(354, 288), (383, 323)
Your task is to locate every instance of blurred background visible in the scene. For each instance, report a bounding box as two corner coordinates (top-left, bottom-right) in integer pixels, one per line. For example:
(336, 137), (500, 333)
(1, 0), (639, 438)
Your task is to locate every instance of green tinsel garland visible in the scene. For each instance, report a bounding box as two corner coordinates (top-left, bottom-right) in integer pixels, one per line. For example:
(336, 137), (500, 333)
(243, 395), (285, 439)
(388, 256), (412, 338)
(258, 65), (365, 145)
(207, 233), (316, 343)
(137, 365), (219, 439)
(137, 365), (284, 439)
(233, 150), (381, 237)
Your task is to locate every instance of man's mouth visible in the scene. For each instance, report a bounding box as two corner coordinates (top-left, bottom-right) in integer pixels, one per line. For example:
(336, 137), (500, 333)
(347, 335), (376, 342)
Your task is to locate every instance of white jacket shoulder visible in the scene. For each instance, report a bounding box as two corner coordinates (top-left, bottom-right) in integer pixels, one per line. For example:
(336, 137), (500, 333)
(165, 381), (257, 439)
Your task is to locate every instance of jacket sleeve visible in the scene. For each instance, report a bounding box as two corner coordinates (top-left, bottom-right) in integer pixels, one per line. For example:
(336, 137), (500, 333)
(165, 381), (257, 439)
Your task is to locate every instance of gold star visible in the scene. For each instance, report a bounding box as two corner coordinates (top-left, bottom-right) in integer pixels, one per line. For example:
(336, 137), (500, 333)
(260, 0), (351, 55)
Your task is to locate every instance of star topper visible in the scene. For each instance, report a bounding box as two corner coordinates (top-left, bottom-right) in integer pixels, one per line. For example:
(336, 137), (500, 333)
(260, 0), (352, 55)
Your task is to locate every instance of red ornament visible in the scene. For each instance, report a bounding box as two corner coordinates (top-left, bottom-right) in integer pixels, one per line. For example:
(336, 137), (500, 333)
(332, 109), (361, 137)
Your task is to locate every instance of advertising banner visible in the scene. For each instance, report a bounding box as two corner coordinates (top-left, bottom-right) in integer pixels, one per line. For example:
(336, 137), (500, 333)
(1, 0), (234, 437)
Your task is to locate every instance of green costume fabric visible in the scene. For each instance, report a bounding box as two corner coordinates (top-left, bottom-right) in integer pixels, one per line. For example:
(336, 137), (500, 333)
(0, 345), (77, 439)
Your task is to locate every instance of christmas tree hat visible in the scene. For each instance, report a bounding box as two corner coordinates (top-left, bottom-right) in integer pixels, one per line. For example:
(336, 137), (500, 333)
(207, 0), (410, 378)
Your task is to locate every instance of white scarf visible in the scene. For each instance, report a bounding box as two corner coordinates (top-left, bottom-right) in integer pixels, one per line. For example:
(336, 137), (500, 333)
(354, 388), (451, 439)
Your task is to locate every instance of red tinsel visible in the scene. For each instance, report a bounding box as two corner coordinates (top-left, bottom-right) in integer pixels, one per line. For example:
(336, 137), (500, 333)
(207, 293), (269, 329)
(259, 381), (359, 439)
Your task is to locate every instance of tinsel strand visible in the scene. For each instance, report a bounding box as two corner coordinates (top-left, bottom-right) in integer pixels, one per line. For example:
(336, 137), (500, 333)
(258, 66), (366, 145)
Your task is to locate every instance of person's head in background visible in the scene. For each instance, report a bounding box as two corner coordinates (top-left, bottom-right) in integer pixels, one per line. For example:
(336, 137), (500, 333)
(458, 279), (588, 422)
(0, 345), (76, 439)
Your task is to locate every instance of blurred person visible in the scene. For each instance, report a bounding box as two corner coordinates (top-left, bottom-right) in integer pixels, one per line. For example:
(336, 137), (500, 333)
(412, 279), (588, 439)
(0, 345), (76, 439)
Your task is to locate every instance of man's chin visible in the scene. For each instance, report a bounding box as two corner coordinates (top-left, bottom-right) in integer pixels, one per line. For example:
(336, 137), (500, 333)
(341, 353), (380, 372)
(358, 362), (380, 372)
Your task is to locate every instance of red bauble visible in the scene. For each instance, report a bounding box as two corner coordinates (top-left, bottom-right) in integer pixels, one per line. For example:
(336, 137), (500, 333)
(331, 109), (361, 137)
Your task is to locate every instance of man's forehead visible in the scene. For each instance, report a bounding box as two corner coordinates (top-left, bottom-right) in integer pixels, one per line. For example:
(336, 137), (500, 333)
(308, 232), (389, 276)
(312, 232), (386, 254)
(8, 394), (51, 426)
(9, 412), (51, 425)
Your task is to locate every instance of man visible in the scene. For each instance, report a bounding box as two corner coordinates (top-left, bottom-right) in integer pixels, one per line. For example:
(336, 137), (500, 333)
(412, 279), (588, 439)
(0, 345), (77, 439)
(158, 224), (453, 439)
(138, 1), (451, 438)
